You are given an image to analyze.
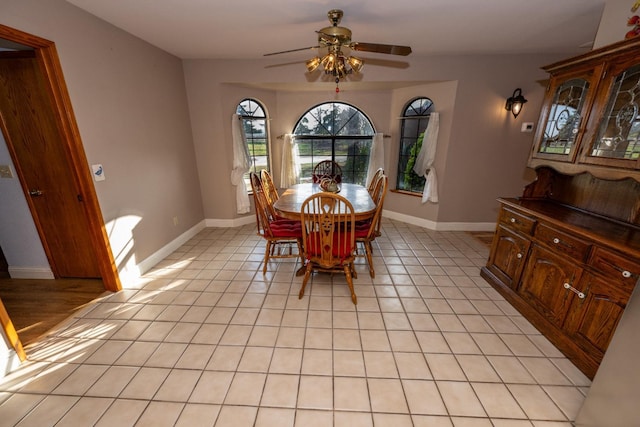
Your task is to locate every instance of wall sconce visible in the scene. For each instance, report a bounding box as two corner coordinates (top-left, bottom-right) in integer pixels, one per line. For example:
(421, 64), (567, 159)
(505, 88), (528, 118)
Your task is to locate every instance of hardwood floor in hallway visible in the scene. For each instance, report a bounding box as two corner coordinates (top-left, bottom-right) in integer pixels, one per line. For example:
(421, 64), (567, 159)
(0, 278), (107, 347)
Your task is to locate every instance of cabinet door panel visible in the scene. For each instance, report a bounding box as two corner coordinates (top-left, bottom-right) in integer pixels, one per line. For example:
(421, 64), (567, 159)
(531, 65), (603, 163)
(565, 273), (631, 360)
(519, 245), (580, 327)
(487, 225), (530, 290)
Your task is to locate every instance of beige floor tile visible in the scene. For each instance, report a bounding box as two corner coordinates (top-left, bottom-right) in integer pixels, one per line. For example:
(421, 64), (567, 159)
(301, 349), (333, 375)
(214, 405), (258, 427)
(206, 345), (244, 371)
(333, 350), (366, 377)
(120, 367), (170, 399)
(508, 384), (567, 421)
(394, 352), (432, 379)
(188, 371), (234, 404)
(333, 329), (362, 350)
(94, 398), (149, 427)
(294, 409), (333, 427)
(360, 330), (391, 351)
(135, 401), (183, 427)
(543, 385), (587, 420)
(224, 372), (266, 405)
(363, 351), (399, 378)
(403, 379), (447, 415)
(437, 380), (486, 417)
(334, 377), (370, 411)
(255, 407), (295, 427)
(154, 369), (201, 402)
(55, 396), (112, 427)
(247, 325), (280, 347)
(412, 415), (455, 426)
(175, 344), (215, 369)
(297, 375), (333, 409)
(387, 330), (422, 352)
(175, 404), (221, 426)
(276, 326), (306, 348)
(425, 353), (466, 381)
(518, 357), (572, 385)
(260, 373), (299, 407)
(416, 331), (452, 353)
(443, 332), (482, 354)
(304, 328), (333, 349)
(269, 347), (303, 374)
(334, 411), (374, 427)
(455, 354), (500, 383)
(145, 342), (188, 368)
(237, 346), (273, 372)
(487, 355), (536, 384)
(11, 395), (78, 427)
(472, 382), (527, 418)
(471, 333), (512, 355)
(367, 378), (409, 413)
(372, 413), (414, 427)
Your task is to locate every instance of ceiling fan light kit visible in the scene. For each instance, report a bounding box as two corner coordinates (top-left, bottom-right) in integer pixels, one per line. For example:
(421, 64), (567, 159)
(265, 9), (412, 91)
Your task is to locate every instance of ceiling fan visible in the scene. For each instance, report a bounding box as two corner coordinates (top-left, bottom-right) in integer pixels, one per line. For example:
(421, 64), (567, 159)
(264, 9), (412, 87)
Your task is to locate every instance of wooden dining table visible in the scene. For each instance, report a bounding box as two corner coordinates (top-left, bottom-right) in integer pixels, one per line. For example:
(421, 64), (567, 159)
(274, 183), (376, 221)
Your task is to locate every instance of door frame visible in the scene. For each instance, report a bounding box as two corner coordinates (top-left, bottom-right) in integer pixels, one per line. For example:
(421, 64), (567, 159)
(0, 24), (121, 359)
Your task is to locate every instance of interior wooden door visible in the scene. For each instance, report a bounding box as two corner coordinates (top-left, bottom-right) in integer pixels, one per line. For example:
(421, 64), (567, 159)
(0, 52), (100, 278)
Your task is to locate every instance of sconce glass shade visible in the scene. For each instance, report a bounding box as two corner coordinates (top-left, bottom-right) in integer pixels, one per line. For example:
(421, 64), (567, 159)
(505, 88), (528, 118)
(306, 57), (321, 73)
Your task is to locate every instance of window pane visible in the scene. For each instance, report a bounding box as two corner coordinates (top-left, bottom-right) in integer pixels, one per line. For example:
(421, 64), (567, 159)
(397, 98), (434, 193)
(293, 102), (374, 184)
(237, 98), (269, 190)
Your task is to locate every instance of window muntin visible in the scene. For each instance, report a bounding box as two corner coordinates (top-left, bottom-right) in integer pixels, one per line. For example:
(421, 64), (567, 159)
(236, 99), (270, 189)
(397, 97), (434, 193)
(293, 102), (374, 185)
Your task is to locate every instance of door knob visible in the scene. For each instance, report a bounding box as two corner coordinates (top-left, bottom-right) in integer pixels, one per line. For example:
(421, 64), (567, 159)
(29, 189), (43, 197)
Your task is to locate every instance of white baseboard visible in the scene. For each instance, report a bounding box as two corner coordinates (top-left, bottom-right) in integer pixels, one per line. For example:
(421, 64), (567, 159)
(132, 220), (208, 279)
(205, 215), (255, 228)
(382, 210), (495, 232)
(7, 266), (54, 279)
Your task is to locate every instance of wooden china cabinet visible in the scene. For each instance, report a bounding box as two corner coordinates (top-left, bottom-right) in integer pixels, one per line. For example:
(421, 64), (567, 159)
(481, 37), (640, 379)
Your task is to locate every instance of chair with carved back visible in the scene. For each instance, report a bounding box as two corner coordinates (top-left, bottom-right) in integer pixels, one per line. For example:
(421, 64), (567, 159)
(312, 160), (342, 184)
(260, 169), (281, 219)
(355, 173), (388, 278)
(250, 172), (302, 274)
(298, 192), (358, 304)
(367, 167), (385, 196)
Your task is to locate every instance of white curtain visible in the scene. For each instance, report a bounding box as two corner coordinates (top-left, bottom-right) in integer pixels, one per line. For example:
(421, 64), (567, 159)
(413, 112), (439, 203)
(280, 134), (300, 188)
(365, 133), (385, 187)
(230, 113), (251, 214)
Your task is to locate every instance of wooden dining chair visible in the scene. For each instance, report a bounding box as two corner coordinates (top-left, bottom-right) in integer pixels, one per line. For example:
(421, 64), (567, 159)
(260, 169), (282, 219)
(299, 192), (358, 304)
(250, 172), (303, 274)
(355, 173), (388, 278)
(312, 160), (342, 184)
(367, 167), (384, 195)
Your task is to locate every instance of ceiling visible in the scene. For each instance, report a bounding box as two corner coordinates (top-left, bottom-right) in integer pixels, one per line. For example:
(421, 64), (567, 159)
(63, 0), (607, 60)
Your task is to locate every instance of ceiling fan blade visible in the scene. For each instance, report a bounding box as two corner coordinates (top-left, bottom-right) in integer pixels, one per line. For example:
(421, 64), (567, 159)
(350, 42), (412, 56)
(264, 46), (320, 56)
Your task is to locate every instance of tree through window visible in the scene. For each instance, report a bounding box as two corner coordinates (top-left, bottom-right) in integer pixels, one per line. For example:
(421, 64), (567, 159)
(293, 102), (375, 185)
(397, 97), (435, 193)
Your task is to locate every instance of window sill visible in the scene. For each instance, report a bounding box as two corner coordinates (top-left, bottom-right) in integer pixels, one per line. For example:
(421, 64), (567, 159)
(391, 189), (422, 198)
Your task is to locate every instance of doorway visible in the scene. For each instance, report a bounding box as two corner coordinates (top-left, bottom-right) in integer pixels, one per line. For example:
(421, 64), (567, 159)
(0, 24), (121, 360)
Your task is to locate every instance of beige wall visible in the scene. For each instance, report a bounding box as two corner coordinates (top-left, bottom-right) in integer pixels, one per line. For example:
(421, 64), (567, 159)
(184, 53), (561, 227)
(2, 0), (204, 278)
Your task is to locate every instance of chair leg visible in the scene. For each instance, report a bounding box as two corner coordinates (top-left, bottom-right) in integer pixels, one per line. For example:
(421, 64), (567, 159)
(343, 264), (357, 305)
(365, 240), (375, 278)
(263, 241), (272, 274)
(299, 262), (313, 299)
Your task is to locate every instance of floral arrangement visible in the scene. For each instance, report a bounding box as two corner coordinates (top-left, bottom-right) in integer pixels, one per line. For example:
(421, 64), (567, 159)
(626, 1), (640, 39)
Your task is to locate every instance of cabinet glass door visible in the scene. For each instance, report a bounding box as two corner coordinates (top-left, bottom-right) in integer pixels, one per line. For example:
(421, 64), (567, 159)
(538, 79), (589, 156)
(589, 63), (640, 162)
(531, 66), (600, 163)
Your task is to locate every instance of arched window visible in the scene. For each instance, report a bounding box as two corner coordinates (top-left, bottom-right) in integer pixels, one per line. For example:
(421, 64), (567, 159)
(396, 97), (435, 193)
(236, 98), (270, 189)
(293, 102), (375, 185)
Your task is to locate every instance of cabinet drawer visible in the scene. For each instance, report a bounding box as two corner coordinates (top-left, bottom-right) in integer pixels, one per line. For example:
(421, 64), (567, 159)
(534, 223), (591, 262)
(589, 247), (640, 288)
(499, 207), (536, 235)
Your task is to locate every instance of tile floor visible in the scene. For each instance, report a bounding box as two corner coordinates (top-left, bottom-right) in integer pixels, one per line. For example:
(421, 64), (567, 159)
(0, 219), (591, 426)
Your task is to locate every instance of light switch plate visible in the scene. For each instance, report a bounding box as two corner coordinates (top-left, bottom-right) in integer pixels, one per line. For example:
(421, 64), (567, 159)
(0, 164), (13, 178)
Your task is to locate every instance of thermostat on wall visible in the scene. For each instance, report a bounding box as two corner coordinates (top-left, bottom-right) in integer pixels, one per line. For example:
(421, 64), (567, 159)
(521, 122), (534, 133)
